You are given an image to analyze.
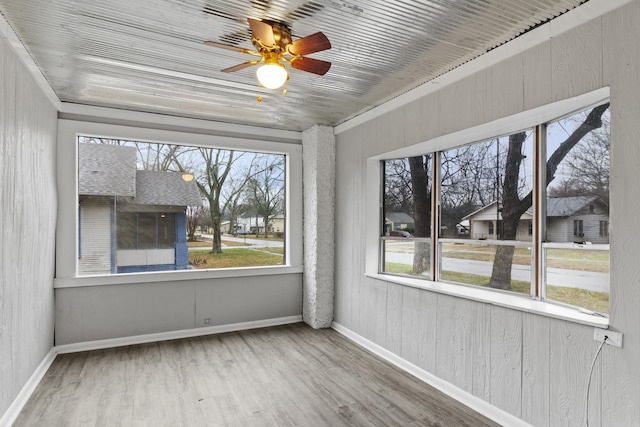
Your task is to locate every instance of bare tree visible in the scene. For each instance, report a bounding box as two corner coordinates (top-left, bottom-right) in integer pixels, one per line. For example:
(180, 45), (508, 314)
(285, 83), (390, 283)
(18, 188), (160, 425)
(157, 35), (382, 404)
(549, 112), (610, 201)
(488, 103), (610, 289)
(244, 155), (285, 238)
(186, 206), (204, 242)
(187, 148), (244, 253)
(384, 159), (414, 214)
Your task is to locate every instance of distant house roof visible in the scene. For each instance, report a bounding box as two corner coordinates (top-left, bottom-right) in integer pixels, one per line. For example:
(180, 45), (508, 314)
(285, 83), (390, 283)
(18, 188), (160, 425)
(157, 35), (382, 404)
(462, 196), (607, 221)
(78, 142), (202, 207)
(78, 143), (137, 196)
(546, 195), (606, 217)
(127, 170), (203, 207)
(385, 212), (414, 224)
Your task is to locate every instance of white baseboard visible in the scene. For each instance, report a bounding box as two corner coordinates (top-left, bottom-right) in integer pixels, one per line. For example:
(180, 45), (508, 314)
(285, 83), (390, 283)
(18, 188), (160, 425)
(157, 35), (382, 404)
(331, 321), (532, 427)
(55, 315), (303, 354)
(0, 349), (57, 427)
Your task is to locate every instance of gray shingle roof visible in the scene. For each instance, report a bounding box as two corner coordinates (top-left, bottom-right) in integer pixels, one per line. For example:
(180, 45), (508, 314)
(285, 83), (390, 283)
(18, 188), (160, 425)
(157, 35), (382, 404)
(385, 212), (414, 223)
(546, 196), (604, 217)
(127, 170), (203, 207)
(78, 143), (136, 196)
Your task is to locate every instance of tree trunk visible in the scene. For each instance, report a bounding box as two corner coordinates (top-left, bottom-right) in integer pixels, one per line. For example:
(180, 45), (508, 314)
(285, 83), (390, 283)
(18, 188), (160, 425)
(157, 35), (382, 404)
(408, 155), (431, 274)
(488, 217), (519, 289)
(487, 103), (609, 290)
(209, 212), (223, 253)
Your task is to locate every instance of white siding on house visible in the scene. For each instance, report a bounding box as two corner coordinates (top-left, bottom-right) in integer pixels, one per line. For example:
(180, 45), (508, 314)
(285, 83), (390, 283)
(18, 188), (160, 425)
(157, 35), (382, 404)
(0, 28), (58, 422)
(78, 198), (112, 275)
(334, 2), (639, 426)
(117, 249), (175, 267)
(546, 217), (571, 243)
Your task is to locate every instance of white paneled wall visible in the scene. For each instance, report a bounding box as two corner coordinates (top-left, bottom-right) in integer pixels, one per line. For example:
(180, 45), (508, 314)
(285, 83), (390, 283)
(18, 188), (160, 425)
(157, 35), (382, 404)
(0, 33), (58, 419)
(334, 1), (640, 426)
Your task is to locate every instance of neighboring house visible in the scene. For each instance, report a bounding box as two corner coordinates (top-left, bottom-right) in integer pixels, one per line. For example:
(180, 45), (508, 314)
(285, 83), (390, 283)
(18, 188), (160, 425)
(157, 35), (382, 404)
(384, 212), (415, 233)
(78, 143), (203, 274)
(546, 196), (609, 244)
(462, 196), (609, 243)
(462, 202), (534, 241)
(233, 212), (284, 235)
(234, 212), (264, 235)
(270, 214), (285, 233)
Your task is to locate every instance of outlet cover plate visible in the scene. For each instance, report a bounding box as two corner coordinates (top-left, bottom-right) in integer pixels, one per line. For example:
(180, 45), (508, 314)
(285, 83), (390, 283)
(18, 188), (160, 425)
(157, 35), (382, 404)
(593, 328), (623, 348)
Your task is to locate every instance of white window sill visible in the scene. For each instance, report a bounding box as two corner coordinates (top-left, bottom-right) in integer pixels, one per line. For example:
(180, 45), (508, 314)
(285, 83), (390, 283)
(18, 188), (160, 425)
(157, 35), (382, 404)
(54, 265), (304, 288)
(366, 273), (609, 329)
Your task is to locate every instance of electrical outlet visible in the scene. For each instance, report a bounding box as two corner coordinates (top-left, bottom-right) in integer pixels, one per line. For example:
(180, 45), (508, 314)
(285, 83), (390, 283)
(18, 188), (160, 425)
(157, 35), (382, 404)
(204, 318), (211, 325)
(593, 328), (623, 348)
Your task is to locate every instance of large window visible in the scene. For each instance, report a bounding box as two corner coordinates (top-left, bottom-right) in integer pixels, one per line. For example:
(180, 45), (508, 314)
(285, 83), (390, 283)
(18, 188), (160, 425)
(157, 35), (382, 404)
(77, 136), (287, 276)
(381, 102), (610, 315)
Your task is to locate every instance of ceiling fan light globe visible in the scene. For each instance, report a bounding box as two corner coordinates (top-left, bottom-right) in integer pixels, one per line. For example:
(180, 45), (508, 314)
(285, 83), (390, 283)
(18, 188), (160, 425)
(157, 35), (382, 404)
(256, 63), (288, 89)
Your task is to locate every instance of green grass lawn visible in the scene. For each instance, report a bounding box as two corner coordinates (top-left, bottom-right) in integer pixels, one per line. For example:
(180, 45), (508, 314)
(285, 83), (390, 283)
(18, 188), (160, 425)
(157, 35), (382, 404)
(189, 248), (283, 269)
(383, 262), (608, 314)
(440, 243), (609, 273)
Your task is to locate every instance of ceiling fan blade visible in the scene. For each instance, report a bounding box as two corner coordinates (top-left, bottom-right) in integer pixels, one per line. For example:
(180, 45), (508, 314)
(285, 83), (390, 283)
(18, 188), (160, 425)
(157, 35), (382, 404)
(288, 32), (331, 56)
(222, 60), (259, 73)
(204, 41), (255, 55)
(290, 57), (331, 75)
(248, 18), (276, 47)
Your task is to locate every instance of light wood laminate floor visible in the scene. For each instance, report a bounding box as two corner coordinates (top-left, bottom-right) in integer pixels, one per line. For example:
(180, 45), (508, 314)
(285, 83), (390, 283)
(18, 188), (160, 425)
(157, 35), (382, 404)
(14, 323), (499, 426)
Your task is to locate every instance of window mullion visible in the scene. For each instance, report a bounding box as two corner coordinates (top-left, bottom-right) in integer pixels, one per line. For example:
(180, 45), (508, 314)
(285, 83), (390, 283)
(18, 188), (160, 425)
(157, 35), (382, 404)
(432, 152), (440, 282)
(536, 124), (547, 300)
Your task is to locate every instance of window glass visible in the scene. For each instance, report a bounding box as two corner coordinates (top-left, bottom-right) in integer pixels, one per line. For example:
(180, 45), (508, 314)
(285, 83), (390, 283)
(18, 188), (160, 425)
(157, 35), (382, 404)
(78, 136), (286, 275)
(378, 99), (611, 316)
(439, 242), (531, 295)
(158, 213), (176, 248)
(138, 213), (157, 249)
(545, 104), (610, 312)
(439, 131), (533, 292)
(382, 156), (431, 277)
(117, 212), (137, 249)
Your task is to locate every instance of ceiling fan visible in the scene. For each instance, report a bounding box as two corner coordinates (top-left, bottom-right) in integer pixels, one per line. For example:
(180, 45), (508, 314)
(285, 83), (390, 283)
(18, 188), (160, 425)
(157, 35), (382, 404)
(205, 18), (331, 91)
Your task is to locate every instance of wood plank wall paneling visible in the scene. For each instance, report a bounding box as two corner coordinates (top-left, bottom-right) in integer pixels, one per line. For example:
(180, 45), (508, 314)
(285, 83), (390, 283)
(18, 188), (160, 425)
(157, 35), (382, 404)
(489, 306), (522, 417)
(0, 33), (57, 418)
(549, 319), (599, 426)
(403, 99), (422, 147)
(602, 2), (640, 425)
(523, 40), (553, 111)
(550, 17), (604, 102)
(334, 1), (640, 426)
(400, 287), (437, 373)
(522, 313), (551, 427)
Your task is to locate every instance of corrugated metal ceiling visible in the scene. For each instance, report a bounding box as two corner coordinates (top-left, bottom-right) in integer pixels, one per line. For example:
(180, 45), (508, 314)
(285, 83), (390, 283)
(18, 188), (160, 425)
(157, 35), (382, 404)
(0, 0), (587, 131)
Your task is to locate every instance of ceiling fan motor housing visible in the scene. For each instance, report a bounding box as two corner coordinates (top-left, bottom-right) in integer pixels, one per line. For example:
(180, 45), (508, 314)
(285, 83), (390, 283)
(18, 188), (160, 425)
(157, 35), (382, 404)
(252, 20), (292, 52)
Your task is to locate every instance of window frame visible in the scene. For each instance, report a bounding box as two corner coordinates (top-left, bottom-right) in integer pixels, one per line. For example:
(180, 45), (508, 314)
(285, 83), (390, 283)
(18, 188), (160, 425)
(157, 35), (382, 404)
(54, 119), (303, 288)
(366, 88), (610, 327)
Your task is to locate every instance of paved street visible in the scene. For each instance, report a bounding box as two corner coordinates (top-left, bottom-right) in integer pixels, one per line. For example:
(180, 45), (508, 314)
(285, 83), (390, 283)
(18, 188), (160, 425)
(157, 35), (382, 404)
(189, 234), (284, 250)
(385, 252), (609, 293)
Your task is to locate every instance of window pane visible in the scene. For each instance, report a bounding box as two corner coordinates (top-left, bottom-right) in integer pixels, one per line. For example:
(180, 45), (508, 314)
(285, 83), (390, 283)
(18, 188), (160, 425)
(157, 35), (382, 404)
(440, 132), (533, 241)
(381, 239), (431, 277)
(138, 213), (157, 249)
(158, 213), (176, 248)
(382, 157), (431, 276)
(383, 157), (431, 238)
(545, 103), (610, 313)
(439, 242), (531, 295)
(543, 246), (609, 314)
(545, 105), (610, 244)
(117, 212), (137, 249)
(78, 136), (286, 275)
